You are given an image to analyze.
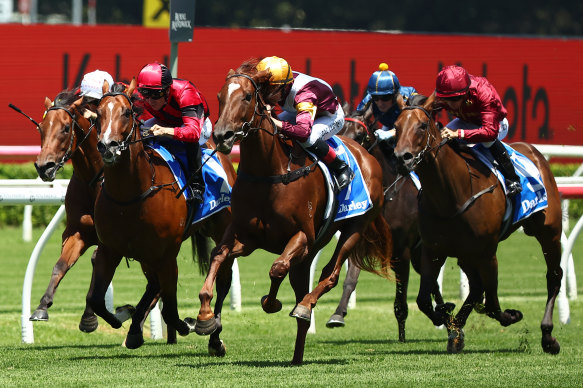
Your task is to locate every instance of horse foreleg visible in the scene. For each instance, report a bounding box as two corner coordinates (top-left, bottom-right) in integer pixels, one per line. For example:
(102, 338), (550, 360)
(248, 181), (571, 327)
(326, 263), (361, 329)
(32, 231), (93, 322)
(292, 231), (358, 321)
(535, 233), (562, 354)
(207, 255), (234, 357)
(289, 261), (312, 365)
(156, 254), (193, 337)
(416, 249), (449, 327)
(392, 254), (411, 342)
(480, 255), (523, 327)
(125, 266), (161, 349)
(85, 244), (124, 329)
(263, 231), (308, 314)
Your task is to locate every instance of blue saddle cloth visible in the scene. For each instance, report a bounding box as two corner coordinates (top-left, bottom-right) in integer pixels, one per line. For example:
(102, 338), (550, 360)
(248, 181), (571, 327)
(472, 143), (547, 223)
(146, 143), (232, 224)
(325, 136), (373, 221)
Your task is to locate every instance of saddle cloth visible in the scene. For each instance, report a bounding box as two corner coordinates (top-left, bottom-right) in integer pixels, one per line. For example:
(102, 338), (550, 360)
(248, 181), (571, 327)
(324, 136), (373, 222)
(147, 143), (232, 224)
(471, 142), (548, 224)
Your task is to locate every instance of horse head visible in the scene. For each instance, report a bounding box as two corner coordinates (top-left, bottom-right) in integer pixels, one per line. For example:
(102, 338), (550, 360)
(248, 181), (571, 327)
(96, 79), (138, 165)
(35, 91), (89, 181)
(214, 64), (273, 154)
(394, 94), (443, 174)
(339, 103), (377, 149)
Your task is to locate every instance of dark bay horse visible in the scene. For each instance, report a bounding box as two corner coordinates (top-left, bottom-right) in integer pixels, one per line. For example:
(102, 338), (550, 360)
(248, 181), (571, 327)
(193, 59), (392, 365)
(329, 100), (446, 342)
(90, 79), (237, 351)
(393, 94), (562, 354)
(32, 91), (104, 331)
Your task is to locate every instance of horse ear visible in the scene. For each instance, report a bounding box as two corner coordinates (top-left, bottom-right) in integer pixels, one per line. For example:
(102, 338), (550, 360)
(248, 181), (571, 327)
(102, 80), (110, 96)
(226, 69), (235, 79)
(422, 93), (436, 112)
(127, 78), (137, 96)
(44, 97), (52, 110)
(71, 96), (84, 110)
(396, 94), (406, 111)
(255, 69), (272, 85)
(342, 102), (352, 115)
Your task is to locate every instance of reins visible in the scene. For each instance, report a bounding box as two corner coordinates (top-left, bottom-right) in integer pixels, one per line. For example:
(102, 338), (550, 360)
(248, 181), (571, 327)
(226, 73), (319, 185)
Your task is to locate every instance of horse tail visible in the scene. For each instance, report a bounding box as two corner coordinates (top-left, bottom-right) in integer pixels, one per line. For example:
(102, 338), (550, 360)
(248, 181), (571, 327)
(191, 232), (211, 275)
(348, 215), (393, 280)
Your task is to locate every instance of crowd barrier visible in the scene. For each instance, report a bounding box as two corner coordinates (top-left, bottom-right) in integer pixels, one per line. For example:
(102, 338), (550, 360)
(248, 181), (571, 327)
(5, 144), (581, 342)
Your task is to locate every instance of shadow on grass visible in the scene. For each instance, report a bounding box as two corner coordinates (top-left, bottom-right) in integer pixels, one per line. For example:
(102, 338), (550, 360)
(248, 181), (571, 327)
(176, 358), (350, 368)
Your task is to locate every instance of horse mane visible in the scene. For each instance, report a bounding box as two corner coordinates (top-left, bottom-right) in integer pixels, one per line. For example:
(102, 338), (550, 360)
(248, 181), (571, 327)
(235, 57), (287, 105)
(54, 89), (80, 107)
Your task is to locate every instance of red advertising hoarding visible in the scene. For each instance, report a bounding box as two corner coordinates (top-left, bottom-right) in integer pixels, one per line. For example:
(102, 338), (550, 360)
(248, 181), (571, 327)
(2, 25), (582, 148)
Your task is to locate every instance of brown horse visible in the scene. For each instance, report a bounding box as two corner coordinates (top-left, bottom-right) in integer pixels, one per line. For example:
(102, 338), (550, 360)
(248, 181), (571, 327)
(88, 79), (236, 351)
(328, 101), (447, 342)
(193, 59), (392, 365)
(393, 94), (562, 354)
(32, 90), (103, 331)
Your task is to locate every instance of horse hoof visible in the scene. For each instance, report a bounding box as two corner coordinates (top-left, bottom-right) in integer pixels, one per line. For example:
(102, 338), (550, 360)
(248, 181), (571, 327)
(447, 328), (465, 354)
(184, 317), (196, 333)
(79, 314), (99, 333)
(208, 340), (226, 357)
(125, 333), (144, 349)
(289, 304), (311, 322)
(194, 317), (217, 336)
(261, 295), (282, 313)
(30, 309), (49, 321)
(326, 314), (345, 328)
(542, 337), (560, 355)
(114, 304), (136, 323)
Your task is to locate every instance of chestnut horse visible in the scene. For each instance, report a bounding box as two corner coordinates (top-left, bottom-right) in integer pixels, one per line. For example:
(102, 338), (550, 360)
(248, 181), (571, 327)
(32, 90), (103, 331)
(329, 100), (446, 342)
(193, 60), (392, 365)
(393, 94), (562, 354)
(89, 80), (236, 351)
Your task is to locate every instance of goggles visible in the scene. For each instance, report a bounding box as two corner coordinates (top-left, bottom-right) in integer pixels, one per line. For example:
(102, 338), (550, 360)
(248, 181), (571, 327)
(372, 94), (393, 102)
(138, 88), (166, 99)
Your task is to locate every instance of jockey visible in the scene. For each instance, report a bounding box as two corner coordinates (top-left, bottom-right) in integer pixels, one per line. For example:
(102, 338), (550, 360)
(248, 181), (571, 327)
(136, 62), (212, 203)
(79, 70), (114, 119)
(356, 63), (418, 145)
(435, 65), (522, 196)
(257, 56), (354, 191)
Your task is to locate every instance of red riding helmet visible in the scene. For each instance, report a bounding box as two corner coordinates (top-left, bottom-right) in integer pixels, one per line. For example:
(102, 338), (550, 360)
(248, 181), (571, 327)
(137, 62), (173, 90)
(435, 65), (470, 98)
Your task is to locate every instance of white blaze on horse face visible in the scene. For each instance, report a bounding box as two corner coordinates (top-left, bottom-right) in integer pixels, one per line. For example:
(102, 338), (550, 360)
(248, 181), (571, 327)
(227, 83), (241, 100)
(101, 101), (117, 143)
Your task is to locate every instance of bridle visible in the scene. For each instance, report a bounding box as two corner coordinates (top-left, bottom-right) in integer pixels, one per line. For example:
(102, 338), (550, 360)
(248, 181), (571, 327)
(225, 73), (277, 139)
(400, 105), (447, 171)
(43, 105), (96, 172)
(98, 91), (138, 155)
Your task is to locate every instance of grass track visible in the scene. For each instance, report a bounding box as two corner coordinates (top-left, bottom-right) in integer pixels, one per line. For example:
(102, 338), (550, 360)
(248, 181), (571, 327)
(0, 226), (582, 387)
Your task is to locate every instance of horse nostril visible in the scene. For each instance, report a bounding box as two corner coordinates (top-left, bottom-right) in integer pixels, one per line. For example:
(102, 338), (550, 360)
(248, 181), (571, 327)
(223, 130), (234, 141)
(401, 152), (413, 162)
(97, 141), (106, 155)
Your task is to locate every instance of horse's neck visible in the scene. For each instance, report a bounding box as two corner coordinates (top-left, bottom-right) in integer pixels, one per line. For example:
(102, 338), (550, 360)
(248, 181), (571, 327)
(417, 144), (473, 215)
(70, 126), (103, 187)
(238, 129), (289, 176)
(102, 143), (150, 200)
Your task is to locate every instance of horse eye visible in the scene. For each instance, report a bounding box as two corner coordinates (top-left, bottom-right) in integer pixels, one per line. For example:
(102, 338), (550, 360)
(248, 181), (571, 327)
(124, 109), (131, 118)
(244, 93), (252, 102)
(420, 122), (428, 130)
(62, 124), (70, 133)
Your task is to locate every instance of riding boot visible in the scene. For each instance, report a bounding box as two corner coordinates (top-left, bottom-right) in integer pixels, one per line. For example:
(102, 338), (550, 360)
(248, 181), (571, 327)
(489, 140), (522, 197)
(185, 143), (205, 203)
(305, 139), (354, 191)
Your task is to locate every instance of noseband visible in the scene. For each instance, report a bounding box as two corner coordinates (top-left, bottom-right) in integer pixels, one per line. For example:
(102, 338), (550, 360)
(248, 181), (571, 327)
(99, 92), (138, 155)
(225, 73), (276, 139)
(401, 105), (447, 170)
(45, 105), (95, 171)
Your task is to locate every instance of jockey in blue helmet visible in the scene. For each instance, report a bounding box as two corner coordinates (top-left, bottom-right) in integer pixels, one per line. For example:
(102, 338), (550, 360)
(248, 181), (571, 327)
(356, 63), (417, 143)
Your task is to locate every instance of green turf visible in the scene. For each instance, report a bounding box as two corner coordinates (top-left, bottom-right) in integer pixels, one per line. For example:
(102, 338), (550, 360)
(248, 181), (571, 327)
(0, 225), (582, 387)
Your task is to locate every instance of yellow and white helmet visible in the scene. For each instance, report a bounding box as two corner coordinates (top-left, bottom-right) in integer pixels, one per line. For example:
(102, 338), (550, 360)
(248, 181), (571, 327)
(256, 56), (293, 85)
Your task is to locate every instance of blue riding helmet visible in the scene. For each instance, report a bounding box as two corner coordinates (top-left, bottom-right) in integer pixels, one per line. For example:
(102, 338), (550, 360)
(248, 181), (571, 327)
(367, 63), (400, 96)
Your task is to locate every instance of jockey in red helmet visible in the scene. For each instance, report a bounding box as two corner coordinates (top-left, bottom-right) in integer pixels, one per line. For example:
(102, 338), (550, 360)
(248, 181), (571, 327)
(435, 65), (521, 196)
(257, 56), (354, 191)
(136, 62), (212, 203)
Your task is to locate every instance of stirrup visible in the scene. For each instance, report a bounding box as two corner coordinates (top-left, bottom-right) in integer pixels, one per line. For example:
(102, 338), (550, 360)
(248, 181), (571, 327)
(334, 167), (354, 191)
(188, 183), (204, 203)
(505, 180), (522, 197)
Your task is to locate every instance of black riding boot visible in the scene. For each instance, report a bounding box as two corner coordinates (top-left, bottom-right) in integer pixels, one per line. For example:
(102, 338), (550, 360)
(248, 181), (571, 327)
(186, 143), (205, 203)
(306, 139), (354, 191)
(489, 140), (522, 197)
